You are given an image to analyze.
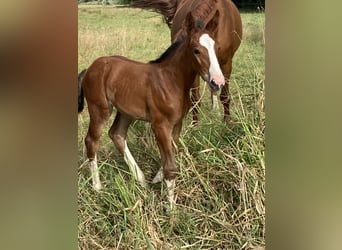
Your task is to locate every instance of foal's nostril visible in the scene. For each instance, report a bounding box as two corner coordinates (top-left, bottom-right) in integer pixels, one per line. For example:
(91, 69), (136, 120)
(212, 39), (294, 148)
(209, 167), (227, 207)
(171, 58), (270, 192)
(209, 80), (220, 92)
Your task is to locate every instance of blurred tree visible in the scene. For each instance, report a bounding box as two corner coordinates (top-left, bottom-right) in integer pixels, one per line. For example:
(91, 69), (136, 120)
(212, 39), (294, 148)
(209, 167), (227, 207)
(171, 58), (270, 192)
(78, 0), (265, 10)
(233, 0), (265, 10)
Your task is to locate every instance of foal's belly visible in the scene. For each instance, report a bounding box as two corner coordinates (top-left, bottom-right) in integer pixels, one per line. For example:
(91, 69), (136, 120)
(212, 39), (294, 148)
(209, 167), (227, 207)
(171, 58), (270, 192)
(112, 99), (150, 121)
(105, 88), (148, 121)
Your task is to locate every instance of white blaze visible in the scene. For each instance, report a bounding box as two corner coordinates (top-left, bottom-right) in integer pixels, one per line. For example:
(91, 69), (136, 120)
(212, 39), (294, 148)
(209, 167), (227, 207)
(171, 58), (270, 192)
(199, 34), (225, 87)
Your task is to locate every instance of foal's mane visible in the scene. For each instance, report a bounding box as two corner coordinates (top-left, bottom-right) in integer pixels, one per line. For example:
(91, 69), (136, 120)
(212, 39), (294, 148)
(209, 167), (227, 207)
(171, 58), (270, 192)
(149, 36), (185, 64)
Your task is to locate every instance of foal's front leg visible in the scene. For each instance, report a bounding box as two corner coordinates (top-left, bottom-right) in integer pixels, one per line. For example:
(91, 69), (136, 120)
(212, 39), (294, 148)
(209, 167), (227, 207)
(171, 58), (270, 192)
(152, 121), (182, 184)
(152, 121), (178, 209)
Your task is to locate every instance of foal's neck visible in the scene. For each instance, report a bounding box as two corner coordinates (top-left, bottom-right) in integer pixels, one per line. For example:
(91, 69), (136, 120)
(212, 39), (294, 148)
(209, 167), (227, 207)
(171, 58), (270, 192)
(161, 40), (197, 91)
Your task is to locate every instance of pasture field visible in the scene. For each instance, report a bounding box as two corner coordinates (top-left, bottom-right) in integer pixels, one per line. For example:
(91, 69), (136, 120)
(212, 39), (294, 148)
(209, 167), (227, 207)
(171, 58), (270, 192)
(78, 4), (265, 249)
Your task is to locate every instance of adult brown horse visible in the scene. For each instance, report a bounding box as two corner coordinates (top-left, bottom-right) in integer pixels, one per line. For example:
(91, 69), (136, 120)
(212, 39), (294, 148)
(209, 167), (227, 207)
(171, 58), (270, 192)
(78, 12), (224, 209)
(132, 0), (242, 122)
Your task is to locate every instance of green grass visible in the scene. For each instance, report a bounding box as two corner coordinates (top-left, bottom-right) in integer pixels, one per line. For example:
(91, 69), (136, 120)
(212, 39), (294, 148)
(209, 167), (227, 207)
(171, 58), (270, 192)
(78, 5), (265, 249)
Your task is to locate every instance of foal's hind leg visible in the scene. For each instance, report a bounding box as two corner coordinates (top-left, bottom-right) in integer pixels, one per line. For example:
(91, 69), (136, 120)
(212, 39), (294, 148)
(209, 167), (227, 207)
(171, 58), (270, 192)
(85, 104), (111, 190)
(108, 112), (146, 187)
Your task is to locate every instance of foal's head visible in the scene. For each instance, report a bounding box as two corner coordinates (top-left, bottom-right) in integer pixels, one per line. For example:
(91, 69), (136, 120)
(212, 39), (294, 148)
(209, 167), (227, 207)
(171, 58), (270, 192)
(183, 12), (225, 92)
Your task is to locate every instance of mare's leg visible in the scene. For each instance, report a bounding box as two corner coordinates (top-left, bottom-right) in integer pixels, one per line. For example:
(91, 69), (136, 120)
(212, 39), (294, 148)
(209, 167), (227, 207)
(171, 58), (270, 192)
(153, 121), (182, 184)
(220, 60), (233, 122)
(85, 103), (111, 190)
(108, 112), (146, 187)
(191, 75), (200, 125)
(151, 121), (177, 209)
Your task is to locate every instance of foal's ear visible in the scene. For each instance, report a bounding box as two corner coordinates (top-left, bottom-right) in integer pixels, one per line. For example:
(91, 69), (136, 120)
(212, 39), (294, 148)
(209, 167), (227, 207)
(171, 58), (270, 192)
(206, 10), (220, 33)
(184, 12), (196, 34)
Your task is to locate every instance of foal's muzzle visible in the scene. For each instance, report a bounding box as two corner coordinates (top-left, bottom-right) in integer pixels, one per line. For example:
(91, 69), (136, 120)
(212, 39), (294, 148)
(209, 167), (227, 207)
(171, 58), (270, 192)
(202, 73), (225, 92)
(208, 79), (221, 92)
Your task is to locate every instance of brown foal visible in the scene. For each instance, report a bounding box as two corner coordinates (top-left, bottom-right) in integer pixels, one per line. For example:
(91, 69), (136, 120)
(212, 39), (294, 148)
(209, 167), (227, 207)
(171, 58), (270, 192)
(78, 12), (224, 209)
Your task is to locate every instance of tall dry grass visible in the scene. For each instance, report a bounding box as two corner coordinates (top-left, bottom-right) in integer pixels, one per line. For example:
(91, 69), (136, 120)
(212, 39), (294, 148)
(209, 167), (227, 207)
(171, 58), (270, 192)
(78, 5), (265, 249)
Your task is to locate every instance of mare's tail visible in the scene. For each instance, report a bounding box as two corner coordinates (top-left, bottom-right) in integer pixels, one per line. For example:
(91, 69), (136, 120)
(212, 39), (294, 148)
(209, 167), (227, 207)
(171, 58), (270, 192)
(78, 69), (87, 113)
(131, 0), (178, 28)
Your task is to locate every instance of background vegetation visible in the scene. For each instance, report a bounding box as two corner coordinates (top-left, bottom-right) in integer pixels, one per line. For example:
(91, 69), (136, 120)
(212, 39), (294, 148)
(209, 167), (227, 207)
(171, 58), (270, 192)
(78, 0), (265, 10)
(78, 4), (265, 249)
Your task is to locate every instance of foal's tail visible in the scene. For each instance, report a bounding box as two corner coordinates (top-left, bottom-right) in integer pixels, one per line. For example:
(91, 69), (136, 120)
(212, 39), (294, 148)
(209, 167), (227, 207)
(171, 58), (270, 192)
(131, 0), (178, 28)
(78, 69), (87, 113)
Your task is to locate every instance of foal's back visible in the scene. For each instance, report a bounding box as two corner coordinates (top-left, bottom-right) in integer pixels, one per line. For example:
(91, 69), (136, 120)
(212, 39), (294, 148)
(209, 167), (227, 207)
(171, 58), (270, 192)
(83, 56), (155, 121)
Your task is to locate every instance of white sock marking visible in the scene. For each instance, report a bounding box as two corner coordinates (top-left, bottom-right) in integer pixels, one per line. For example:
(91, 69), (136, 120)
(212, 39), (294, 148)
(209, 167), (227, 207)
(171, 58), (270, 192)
(212, 93), (218, 109)
(152, 166), (164, 183)
(165, 179), (176, 210)
(124, 141), (146, 187)
(89, 155), (102, 190)
(199, 34), (225, 87)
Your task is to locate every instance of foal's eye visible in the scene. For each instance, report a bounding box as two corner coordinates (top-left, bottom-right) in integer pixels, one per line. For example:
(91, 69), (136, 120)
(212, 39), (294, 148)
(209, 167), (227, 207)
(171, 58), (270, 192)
(193, 48), (200, 55)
